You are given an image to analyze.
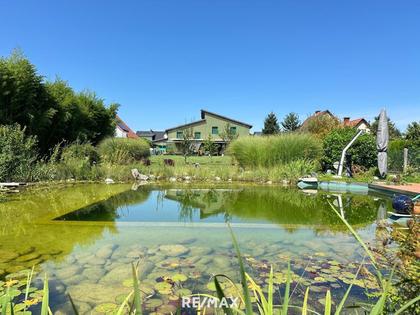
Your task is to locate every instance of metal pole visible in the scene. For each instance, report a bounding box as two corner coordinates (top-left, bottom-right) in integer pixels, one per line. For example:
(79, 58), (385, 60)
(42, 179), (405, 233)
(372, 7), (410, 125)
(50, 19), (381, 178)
(338, 129), (364, 176)
(403, 148), (408, 173)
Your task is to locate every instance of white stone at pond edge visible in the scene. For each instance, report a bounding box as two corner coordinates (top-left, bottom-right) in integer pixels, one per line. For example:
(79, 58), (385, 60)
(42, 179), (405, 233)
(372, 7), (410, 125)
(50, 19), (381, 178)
(169, 177), (177, 182)
(105, 178), (114, 184)
(131, 169), (149, 181)
(214, 176), (221, 181)
(266, 180), (272, 184)
(183, 176), (191, 181)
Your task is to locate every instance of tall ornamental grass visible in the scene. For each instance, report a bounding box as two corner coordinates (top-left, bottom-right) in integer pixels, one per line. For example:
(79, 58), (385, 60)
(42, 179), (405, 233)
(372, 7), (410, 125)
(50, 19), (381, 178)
(228, 133), (321, 168)
(98, 137), (150, 164)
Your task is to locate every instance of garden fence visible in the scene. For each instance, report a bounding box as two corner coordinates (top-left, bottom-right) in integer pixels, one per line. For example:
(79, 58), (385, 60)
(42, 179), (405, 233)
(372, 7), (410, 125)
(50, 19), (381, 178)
(388, 146), (420, 173)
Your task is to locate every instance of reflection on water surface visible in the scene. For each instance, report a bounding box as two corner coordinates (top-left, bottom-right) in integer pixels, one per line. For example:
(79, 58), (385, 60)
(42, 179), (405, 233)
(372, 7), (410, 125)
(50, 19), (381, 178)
(0, 184), (394, 314)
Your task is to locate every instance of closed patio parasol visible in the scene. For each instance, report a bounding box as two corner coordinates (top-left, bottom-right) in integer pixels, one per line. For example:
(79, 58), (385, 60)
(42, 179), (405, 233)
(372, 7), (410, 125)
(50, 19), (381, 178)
(376, 109), (389, 178)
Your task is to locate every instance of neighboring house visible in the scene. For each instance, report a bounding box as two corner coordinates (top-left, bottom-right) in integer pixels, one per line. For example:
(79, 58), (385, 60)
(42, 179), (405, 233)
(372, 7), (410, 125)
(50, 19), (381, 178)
(137, 130), (167, 153)
(163, 109), (252, 154)
(253, 131), (263, 136)
(343, 117), (371, 133)
(301, 110), (371, 132)
(136, 130), (166, 142)
(115, 115), (138, 139)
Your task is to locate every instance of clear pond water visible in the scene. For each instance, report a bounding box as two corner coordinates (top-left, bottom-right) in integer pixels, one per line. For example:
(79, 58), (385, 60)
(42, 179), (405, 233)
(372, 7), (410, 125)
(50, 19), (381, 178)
(0, 183), (395, 314)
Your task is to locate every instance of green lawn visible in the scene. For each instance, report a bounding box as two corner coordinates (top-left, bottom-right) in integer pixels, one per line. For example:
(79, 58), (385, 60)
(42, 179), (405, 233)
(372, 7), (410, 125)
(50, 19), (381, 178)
(150, 154), (233, 166)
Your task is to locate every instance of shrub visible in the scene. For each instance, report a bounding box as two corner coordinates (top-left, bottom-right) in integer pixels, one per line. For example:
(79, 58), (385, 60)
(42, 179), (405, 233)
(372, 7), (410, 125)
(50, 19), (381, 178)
(0, 124), (38, 181)
(300, 114), (341, 138)
(98, 137), (150, 164)
(61, 142), (99, 165)
(228, 133), (322, 168)
(322, 127), (377, 170)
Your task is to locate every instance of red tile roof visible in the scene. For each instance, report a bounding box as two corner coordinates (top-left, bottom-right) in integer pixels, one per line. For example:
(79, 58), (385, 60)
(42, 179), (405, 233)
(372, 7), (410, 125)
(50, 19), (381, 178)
(116, 115), (138, 139)
(344, 118), (370, 128)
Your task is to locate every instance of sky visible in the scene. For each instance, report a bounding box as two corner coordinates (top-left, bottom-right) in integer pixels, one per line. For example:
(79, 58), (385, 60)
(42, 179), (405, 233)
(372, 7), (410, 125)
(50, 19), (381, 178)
(1, 0), (420, 132)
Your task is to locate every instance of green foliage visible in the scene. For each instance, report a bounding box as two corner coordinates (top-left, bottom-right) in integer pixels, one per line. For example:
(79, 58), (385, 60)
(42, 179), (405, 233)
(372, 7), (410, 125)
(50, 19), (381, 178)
(203, 135), (218, 156)
(98, 137), (150, 165)
(178, 128), (194, 162)
(262, 112), (280, 135)
(281, 112), (301, 132)
(61, 142), (99, 165)
(404, 121), (420, 150)
(300, 114), (341, 138)
(220, 123), (239, 143)
(322, 127), (377, 170)
(0, 124), (38, 182)
(228, 133), (322, 168)
(0, 50), (117, 154)
(371, 115), (401, 140)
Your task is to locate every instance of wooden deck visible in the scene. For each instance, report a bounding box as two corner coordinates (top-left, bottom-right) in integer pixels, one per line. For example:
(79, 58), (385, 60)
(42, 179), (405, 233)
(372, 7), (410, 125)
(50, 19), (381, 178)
(369, 182), (420, 196)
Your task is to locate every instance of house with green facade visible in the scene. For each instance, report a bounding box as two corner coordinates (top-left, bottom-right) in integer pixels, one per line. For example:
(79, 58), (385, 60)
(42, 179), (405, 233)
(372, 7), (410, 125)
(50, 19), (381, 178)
(157, 109), (252, 154)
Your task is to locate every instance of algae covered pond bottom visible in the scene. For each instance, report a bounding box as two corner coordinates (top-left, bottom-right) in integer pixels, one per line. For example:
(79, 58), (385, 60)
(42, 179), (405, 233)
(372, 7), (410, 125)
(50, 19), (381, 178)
(0, 184), (396, 314)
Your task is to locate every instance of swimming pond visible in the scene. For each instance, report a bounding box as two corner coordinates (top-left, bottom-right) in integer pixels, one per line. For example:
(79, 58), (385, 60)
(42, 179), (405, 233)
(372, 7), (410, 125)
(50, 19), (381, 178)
(0, 183), (395, 314)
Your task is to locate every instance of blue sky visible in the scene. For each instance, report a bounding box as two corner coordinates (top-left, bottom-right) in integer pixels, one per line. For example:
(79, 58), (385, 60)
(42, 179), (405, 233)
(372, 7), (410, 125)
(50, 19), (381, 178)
(1, 1), (419, 132)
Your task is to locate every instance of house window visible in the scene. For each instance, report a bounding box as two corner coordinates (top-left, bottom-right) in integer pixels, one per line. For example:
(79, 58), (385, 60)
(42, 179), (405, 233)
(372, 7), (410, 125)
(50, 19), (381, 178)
(176, 131), (183, 139)
(230, 126), (237, 134)
(194, 132), (201, 139)
(212, 126), (219, 135)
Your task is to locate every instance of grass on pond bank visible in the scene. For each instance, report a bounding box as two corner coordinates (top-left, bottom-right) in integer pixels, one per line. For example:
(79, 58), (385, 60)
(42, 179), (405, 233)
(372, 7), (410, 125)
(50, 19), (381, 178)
(26, 154), (318, 184)
(101, 155), (318, 183)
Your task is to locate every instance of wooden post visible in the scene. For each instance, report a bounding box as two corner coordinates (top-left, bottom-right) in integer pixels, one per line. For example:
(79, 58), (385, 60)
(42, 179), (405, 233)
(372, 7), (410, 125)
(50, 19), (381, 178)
(403, 148), (408, 173)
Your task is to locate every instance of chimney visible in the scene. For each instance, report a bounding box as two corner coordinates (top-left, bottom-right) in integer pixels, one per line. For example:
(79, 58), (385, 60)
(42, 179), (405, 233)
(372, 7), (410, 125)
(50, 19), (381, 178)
(315, 110), (321, 115)
(343, 117), (350, 126)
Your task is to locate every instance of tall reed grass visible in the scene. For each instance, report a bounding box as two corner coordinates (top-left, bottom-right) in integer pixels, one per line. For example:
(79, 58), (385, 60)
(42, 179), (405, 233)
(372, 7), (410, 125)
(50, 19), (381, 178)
(228, 134), (322, 168)
(98, 138), (150, 164)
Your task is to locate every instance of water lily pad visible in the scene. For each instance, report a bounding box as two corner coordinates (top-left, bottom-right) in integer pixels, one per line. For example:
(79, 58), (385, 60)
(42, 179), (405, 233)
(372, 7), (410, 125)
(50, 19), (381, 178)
(157, 304), (177, 313)
(175, 288), (192, 296)
(8, 288), (22, 298)
(171, 273), (187, 282)
(318, 297), (335, 305)
(94, 303), (118, 313)
(314, 276), (326, 283)
(145, 298), (163, 309)
(0, 250), (19, 263)
(122, 278), (133, 288)
(15, 253), (41, 262)
(154, 282), (172, 294)
(342, 271), (355, 279)
(115, 293), (130, 304)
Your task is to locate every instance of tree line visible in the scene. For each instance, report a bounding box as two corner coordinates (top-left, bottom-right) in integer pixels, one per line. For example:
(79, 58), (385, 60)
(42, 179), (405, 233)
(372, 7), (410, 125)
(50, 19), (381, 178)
(261, 111), (419, 141)
(0, 50), (118, 155)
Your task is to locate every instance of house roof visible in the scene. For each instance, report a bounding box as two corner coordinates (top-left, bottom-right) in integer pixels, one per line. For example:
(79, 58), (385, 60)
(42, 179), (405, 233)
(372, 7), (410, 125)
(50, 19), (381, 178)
(116, 115), (138, 139)
(165, 110), (253, 132)
(136, 130), (155, 137)
(344, 118), (370, 128)
(200, 109), (253, 128)
(137, 130), (166, 142)
(165, 120), (207, 132)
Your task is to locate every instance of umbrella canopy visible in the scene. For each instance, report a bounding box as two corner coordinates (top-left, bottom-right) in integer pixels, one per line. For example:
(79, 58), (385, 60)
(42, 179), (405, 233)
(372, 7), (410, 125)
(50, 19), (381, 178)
(376, 109), (389, 178)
